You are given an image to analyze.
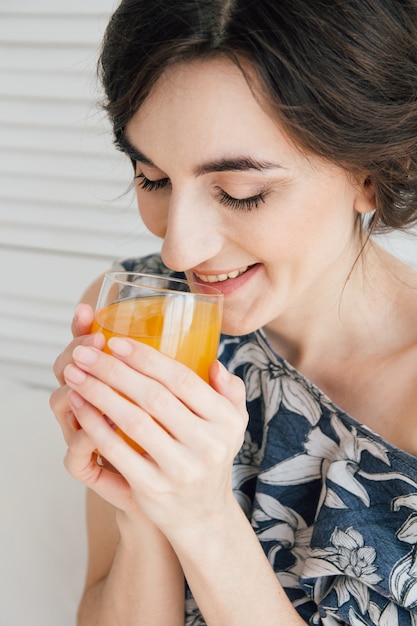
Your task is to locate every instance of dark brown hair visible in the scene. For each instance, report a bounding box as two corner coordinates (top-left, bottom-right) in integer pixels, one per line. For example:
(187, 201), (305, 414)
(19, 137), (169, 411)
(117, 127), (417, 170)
(99, 0), (417, 232)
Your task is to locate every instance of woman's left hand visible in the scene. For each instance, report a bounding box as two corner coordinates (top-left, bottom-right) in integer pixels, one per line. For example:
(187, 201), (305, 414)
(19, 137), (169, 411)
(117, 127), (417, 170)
(63, 336), (248, 539)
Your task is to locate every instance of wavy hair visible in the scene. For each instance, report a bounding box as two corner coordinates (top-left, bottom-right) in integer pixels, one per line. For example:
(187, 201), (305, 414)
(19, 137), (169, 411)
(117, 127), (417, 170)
(99, 0), (417, 232)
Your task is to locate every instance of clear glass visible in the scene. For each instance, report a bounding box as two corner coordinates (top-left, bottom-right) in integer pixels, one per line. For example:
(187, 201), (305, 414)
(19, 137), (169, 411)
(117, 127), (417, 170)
(91, 271), (223, 470)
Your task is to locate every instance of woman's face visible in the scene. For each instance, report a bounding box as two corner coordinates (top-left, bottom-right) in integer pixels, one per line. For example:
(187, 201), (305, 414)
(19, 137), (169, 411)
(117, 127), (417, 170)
(124, 57), (372, 336)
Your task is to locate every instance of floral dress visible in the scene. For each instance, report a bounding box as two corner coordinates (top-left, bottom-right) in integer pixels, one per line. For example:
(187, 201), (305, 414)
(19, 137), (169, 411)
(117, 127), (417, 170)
(116, 254), (417, 626)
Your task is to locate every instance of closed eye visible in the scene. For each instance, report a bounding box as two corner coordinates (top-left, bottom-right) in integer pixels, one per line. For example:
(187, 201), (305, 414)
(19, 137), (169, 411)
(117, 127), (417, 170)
(135, 172), (170, 192)
(216, 189), (266, 211)
(135, 171), (266, 211)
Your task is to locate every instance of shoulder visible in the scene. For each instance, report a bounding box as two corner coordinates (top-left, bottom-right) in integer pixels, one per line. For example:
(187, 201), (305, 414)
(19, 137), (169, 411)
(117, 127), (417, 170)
(374, 253), (417, 456)
(392, 263), (417, 455)
(394, 341), (417, 456)
(365, 334), (417, 458)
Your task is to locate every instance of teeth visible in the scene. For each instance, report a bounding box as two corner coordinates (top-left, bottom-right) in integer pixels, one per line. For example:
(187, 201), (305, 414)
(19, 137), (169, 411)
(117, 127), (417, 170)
(195, 267), (248, 283)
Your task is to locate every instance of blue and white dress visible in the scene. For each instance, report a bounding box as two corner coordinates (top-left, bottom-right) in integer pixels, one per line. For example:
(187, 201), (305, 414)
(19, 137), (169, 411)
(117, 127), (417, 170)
(117, 254), (417, 626)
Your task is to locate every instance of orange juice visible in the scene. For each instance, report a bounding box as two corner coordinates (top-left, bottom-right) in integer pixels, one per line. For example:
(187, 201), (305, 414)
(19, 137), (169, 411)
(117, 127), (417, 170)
(92, 295), (222, 380)
(91, 295), (222, 458)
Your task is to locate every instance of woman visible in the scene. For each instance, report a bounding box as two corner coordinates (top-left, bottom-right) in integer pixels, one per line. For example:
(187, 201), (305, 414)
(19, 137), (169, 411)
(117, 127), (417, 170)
(50, 0), (417, 624)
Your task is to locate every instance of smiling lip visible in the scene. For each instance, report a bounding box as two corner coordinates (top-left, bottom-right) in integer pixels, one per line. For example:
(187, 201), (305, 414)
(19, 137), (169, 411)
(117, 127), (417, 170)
(192, 264), (260, 295)
(194, 267), (249, 283)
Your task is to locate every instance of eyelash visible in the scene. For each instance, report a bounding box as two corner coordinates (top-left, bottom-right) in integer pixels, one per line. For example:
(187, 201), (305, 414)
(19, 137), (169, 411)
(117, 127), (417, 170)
(135, 172), (266, 211)
(215, 189), (266, 211)
(135, 172), (170, 192)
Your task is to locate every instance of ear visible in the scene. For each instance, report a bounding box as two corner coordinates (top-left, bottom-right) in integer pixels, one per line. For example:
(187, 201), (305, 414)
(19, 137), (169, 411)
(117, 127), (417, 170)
(353, 175), (376, 215)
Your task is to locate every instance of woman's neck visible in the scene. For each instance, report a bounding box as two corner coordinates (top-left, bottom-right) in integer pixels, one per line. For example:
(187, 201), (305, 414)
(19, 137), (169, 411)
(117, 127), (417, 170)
(263, 241), (417, 373)
(262, 242), (417, 454)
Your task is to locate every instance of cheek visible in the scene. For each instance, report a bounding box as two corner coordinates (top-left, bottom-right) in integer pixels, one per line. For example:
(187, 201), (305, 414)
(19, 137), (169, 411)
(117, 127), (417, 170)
(136, 194), (167, 238)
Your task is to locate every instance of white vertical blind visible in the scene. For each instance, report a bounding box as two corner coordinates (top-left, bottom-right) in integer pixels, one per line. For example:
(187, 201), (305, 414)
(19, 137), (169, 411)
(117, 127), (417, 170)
(0, 1), (160, 389)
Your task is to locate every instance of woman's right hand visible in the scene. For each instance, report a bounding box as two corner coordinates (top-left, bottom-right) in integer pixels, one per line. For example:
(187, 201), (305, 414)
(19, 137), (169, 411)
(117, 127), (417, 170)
(53, 302), (101, 385)
(49, 294), (147, 512)
(50, 299), (186, 626)
(50, 301), (105, 446)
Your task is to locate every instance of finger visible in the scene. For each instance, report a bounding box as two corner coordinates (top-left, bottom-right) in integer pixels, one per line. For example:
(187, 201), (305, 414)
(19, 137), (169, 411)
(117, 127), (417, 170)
(49, 384), (81, 443)
(71, 302), (95, 338)
(53, 332), (105, 385)
(63, 401), (135, 510)
(209, 360), (248, 419)
(67, 385), (166, 490)
(107, 340), (248, 453)
(64, 362), (184, 465)
(70, 345), (202, 442)
(71, 342), (247, 462)
(107, 338), (239, 423)
(52, 302), (97, 385)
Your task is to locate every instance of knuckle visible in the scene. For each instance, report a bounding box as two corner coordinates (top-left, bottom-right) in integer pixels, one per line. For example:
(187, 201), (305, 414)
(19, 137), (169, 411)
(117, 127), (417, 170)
(196, 430), (230, 467)
(206, 441), (229, 466)
(231, 370), (244, 387)
(234, 411), (248, 442)
(101, 352), (124, 382)
(149, 383), (172, 416)
(124, 410), (151, 448)
(63, 449), (74, 475)
(100, 435), (122, 462)
(173, 364), (196, 391)
(49, 385), (67, 417)
(52, 353), (65, 381)
(63, 445), (97, 485)
(49, 387), (59, 412)
(219, 409), (247, 456)
(53, 338), (82, 382)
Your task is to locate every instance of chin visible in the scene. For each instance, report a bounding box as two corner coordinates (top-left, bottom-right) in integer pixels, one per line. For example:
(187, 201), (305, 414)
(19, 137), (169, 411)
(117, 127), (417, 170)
(221, 317), (260, 338)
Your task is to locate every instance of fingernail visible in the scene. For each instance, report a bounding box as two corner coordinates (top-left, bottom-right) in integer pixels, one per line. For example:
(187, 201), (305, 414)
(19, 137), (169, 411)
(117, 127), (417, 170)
(108, 337), (133, 356)
(64, 364), (87, 385)
(73, 345), (98, 365)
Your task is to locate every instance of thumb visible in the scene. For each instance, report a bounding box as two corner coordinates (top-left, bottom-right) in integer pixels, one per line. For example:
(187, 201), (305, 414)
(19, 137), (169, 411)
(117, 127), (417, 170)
(71, 303), (95, 338)
(209, 360), (248, 416)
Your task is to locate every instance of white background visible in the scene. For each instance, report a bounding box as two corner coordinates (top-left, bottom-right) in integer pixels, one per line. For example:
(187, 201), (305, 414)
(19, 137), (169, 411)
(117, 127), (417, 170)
(0, 3), (159, 625)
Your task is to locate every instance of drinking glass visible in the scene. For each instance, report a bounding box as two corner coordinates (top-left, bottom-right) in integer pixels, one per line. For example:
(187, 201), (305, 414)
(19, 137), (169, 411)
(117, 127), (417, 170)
(90, 271), (223, 469)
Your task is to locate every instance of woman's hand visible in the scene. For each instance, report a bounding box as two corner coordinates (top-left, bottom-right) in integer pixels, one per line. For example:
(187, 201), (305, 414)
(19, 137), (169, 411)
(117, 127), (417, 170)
(62, 337), (248, 538)
(50, 303), (104, 438)
(52, 305), (188, 626)
(50, 303), (140, 511)
(53, 303), (100, 385)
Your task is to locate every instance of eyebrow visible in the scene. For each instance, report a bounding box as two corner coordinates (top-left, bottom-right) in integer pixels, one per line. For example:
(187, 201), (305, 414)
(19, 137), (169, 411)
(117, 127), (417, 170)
(193, 157), (282, 175)
(118, 133), (283, 175)
(117, 133), (154, 167)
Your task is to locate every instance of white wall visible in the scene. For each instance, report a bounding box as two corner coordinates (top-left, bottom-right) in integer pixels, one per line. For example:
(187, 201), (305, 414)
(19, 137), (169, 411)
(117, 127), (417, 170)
(0, 0), (160, 390)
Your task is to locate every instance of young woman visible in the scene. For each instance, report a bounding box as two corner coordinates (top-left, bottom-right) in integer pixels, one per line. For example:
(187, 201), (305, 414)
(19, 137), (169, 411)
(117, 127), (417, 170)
(50, 1), (417, 624)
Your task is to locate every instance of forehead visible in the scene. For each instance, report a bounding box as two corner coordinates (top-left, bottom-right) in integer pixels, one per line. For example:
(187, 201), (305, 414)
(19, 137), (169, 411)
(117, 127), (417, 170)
(138, 57), (263, 120)
(125, 57), (295, 164)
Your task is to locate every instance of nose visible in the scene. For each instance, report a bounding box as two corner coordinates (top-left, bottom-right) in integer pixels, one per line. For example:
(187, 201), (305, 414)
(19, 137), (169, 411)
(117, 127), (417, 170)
(160, 194), (224, 272)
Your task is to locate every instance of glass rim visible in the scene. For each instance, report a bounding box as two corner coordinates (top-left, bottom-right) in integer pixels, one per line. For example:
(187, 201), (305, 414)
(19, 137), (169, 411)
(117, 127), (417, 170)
(103, 270), (224, 298)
